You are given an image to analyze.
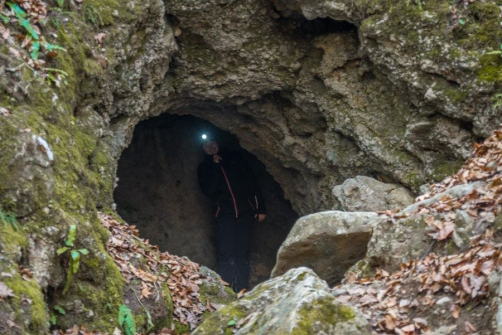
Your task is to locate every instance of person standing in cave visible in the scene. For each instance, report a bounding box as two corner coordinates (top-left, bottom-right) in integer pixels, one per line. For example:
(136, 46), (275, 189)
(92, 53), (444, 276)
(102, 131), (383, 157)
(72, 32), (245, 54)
(197, 139), (266, 292)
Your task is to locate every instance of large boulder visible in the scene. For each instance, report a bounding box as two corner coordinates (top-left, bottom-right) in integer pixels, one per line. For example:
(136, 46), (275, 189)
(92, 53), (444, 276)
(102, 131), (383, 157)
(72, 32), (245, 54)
(271, 211), (383, 286)
(333, 176), (415, 211)
(193, 267), (370, 335)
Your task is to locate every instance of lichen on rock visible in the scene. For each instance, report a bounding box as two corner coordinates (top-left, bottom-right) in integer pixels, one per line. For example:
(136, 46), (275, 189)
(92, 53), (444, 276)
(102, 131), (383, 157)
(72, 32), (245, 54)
(194, 267), (370, 335)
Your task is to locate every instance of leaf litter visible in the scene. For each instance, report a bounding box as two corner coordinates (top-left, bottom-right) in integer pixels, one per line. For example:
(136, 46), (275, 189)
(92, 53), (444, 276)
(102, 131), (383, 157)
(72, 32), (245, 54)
(383, 128), (501, 240)
(53, 213), (225, 335)
(99, 212), (216, 331)
(343, 126), (502, 334)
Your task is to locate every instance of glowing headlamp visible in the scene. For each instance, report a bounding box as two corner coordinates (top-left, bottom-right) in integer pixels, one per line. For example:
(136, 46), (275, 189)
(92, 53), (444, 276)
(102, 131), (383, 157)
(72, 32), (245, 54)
(201, 134), (207, 140)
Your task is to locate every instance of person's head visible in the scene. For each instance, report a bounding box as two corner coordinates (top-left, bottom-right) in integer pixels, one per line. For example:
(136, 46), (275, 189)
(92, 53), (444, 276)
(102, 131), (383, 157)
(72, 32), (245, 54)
(203, 140), (219, 155)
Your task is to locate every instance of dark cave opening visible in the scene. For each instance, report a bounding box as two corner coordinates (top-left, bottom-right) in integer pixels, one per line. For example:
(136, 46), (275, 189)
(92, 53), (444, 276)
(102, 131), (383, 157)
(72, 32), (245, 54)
(271, 4), (358, 38)
(296, 16), (357, 36)
(113, 113), (298, 287)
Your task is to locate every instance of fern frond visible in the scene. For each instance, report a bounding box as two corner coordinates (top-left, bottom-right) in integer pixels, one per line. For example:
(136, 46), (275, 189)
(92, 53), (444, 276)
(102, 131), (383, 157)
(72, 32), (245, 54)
(118, 305), (136, 335)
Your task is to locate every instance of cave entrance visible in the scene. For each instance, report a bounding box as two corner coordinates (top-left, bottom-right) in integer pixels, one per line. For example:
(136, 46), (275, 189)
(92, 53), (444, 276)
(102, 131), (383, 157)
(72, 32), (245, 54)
(113, 113), (298, 287)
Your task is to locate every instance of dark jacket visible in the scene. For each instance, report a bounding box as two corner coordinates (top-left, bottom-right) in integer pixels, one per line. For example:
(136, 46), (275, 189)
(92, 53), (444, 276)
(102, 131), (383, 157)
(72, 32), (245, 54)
(198, 148), (266, 218)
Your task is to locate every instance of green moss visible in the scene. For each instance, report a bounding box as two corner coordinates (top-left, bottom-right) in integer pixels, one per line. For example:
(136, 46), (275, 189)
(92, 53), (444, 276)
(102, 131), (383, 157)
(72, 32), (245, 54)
(354, 260), (372, 279)
(403, 170), (423, 190)
(134, 312), (147, 330)
(292, 297), (355, 334)
(174, 321), (191, 334)
(431, 159), (464, 182)
(54, 249), (125, 332)
(152, 283), (174, 331)
(0, 223), (28, 254)
(83, 0), (118, 26)
(3, 274), (49, 334)
(198, 281), (236, 307)
(478, 53), (502, 83)
(459, 2), (502, 49)
(297, 272), (307, 281)
(493, 213), (502, 231)
(83, 0), (138, 27)
(444, 87), (468, 103)
(445, 239), (457, 254)
(195, 304), (247, 334)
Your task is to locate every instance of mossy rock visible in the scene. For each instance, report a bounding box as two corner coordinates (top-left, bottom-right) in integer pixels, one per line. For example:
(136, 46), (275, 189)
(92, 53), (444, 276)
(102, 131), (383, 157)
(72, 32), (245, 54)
(193, 268), (369, 335)
(0, 274), (49, 334)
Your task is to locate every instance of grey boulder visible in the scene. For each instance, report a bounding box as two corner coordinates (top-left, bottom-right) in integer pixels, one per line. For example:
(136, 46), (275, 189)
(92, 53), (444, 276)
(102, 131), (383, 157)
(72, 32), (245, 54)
(333, 176), (415, 212)
(271, 211), (383, 286)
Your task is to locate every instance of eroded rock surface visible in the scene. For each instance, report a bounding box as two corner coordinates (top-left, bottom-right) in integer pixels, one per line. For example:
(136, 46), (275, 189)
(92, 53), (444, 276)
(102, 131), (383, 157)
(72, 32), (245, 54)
(194, 267), (370, 335)
(333, 176), (415, 211)
(272, 211), (382, 286)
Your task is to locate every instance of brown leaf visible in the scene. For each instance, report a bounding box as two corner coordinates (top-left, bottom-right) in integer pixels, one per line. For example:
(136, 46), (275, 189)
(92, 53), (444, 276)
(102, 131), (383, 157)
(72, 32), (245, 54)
(465, 321), (477, 333)
(451, 304), (461, 319)
(0, 107), (11, 117)
(384, 314), (395, 331)
(0, 282), (14, 299)
(438, 223), (455, 241)
(478, 260), (494, 275)
(94, 33), (107, 45)
(0, 23), (9, 40)
(400, 324), (415, 332)
(461, 276), (472, 294)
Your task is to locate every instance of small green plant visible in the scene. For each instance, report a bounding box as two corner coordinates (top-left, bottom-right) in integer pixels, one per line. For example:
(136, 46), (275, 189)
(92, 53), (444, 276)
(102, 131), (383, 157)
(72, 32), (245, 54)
(50, 305), (66, 325)
(0, 12), (10, 23)
(492, 94), (502, 110)
(118, 304), (136, 335)
(416, 0), (423, 11)
(45, 67), (69, 86)
(486, 45), (502, 58)
(84, 5), (103, 27)
(57, 225), (88, 294)
(50, 16), (61, 29)
(5, 2), (67, 61)
(0, 208), (18, 230)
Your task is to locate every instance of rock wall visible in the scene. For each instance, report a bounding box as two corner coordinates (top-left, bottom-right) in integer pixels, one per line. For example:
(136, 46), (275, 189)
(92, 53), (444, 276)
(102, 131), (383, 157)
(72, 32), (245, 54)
(0, 0), (501, 332)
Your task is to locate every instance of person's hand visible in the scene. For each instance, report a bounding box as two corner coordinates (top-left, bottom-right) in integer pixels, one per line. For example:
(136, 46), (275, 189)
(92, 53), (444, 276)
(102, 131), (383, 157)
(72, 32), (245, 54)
(213, 155), (222, 163)
(255, 214), (266, 222)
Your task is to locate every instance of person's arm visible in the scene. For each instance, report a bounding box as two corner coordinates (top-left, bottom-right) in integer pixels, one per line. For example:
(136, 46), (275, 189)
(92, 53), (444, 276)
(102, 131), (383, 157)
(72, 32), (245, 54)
(198, 160), (221, 196)
(238, 154), (267, 215)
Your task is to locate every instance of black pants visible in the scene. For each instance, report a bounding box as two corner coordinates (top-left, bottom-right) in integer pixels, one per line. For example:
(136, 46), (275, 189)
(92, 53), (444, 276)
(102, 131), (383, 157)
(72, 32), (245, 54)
(214, 214), (253, 292)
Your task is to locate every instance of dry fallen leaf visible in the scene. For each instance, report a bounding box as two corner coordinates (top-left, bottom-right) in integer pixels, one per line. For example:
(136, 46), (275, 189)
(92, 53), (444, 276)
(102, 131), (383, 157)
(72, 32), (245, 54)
(95, 33), (107, 45)
(451, 304), (461, 319)
(0, 107), (11, 117)
(0, 282), (14, 299)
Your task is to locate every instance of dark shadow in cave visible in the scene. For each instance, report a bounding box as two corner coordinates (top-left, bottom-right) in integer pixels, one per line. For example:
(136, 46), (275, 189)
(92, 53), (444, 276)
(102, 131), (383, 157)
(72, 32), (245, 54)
(114, 114), (298, 287)
(271, 4), (358, 38)
(296, 17), (357, 36)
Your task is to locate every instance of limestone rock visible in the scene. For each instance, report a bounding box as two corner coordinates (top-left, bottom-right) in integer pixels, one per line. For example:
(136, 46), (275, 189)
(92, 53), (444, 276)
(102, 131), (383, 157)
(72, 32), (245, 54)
(350, 183), (487, 275)
(272, 211), (383, 286)
(332, 176), (415, 211)
(194, 267), (370, 335)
